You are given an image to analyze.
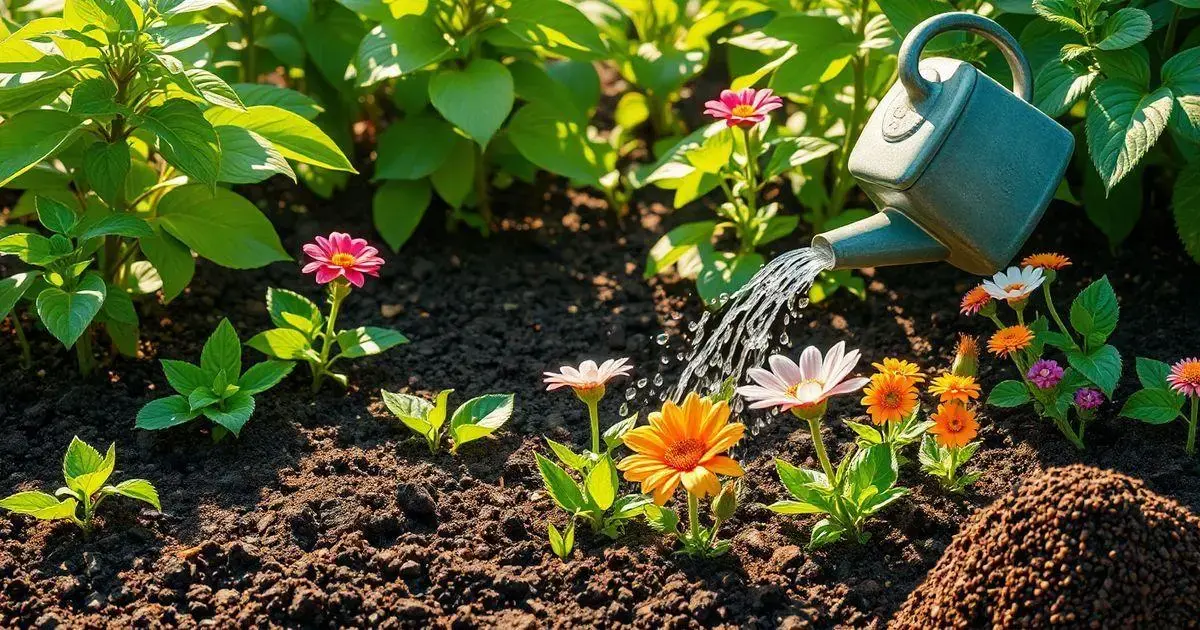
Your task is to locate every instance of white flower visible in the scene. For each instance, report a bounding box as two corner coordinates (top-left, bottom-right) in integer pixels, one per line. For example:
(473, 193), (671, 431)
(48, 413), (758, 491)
(543, 358), (633, 393)
(982, 266), (1045, 302)
(736, 341), (870, 412)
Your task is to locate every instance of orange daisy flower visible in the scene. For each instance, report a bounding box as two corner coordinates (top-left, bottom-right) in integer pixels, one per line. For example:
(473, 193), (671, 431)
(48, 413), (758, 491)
(929, 374), (981, 404)
(929, 403), (979, 448)
(960, 286), (992, 316)
(617, 393), (745, 505)
(952, 335), (978, 378)
(860, 372), (919, 425)
(988, 325), (1034, 357)
(1021, 252), (1072, 271)
(872, 357), (925, 384)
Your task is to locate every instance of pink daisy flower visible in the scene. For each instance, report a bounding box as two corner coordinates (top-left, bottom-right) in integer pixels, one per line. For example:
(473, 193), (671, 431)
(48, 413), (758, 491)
(1167, 358), (1200, 397)
(543, 358), (633, 396)
(301, 232), (384, 288)
(703, 88), (783, 128)
(736, 341), (870, 414)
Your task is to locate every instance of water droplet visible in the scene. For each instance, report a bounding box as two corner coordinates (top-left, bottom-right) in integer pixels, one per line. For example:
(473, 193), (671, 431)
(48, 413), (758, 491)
(660, 355), (670, 365)
(688, 321), (699, 332)
(625, 387), (636, 401)
(619, 403), (629, 416)
(676, 352), (684, 361)
(658, 390), (668, 401)
(637, 378), (648, 388)
(653, 374), (664, 387)
(779, 332), (790, 345)
(655, 333), (669, 346)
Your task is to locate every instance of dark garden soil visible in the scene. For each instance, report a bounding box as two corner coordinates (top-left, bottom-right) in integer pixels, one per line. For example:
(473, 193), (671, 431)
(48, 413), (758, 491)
(1, 172), (1199, 629)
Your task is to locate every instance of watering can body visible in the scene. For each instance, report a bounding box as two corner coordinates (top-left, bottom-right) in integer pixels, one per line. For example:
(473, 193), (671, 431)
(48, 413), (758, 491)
(812, 13), (1075, 276)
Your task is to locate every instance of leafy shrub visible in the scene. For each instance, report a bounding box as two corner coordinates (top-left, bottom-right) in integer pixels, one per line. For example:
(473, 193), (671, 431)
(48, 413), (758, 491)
(1120, 357), (1199, 454)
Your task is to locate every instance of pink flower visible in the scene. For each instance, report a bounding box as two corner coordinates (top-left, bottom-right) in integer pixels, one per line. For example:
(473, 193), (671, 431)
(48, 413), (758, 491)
(736, 341), (870, 413)
(1074, 388), (1104, 411)
(1027, 359), (1064, 389)
(1167, 358), (1200, 397)
(703, 88), (783, 128)
(543, 358), (633, 395)
(301, 232), (384, 288)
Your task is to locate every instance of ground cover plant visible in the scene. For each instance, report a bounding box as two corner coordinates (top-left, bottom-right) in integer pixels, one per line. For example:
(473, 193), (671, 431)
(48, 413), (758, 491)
(381, 388), (515, 454)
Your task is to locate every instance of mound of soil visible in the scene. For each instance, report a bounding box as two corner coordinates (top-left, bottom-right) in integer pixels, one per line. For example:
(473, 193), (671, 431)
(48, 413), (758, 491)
(892, 465), (1200, 628)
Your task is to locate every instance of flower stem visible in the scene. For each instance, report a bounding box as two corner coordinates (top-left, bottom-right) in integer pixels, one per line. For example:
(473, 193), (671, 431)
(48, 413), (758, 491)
(1042, 284), (1077, 349)
(1187, 397), (1198, 456)
(806, 416), (836, 481)
(312, 283), (346, 393)
(587, 399), (600, 455)
(687, 492), (701, 547)
(75, 330), (95, 376)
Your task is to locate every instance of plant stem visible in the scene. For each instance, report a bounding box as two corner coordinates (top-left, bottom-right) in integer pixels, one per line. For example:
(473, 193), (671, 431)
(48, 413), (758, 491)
(311, 283), (346, 393)
(473, 143), (492, 227)
(241, 2), (257, 83)
(806, 416), (835, 480)
(11, 315), (31, 369)
(587, 399), (600, 455)
(1042, 284), (1077, 349)
(1188, 397), (1198, 456)
(827, 0), (870, 217)
(687, 492), (701, 547)
(76, 331), (95, 376)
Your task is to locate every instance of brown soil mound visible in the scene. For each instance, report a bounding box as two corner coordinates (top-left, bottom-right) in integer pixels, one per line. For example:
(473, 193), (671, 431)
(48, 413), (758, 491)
(892, 465), (1200, 628)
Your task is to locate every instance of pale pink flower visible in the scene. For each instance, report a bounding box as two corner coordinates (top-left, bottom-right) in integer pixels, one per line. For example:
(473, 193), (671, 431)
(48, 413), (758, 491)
(543, 358), (633, 395)
(703, 88), (783, 128)
(302, 232), (384, 288)
(737, 341), (870, 412)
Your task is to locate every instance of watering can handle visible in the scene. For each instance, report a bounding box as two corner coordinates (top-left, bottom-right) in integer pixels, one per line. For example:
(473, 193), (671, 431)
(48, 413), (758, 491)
(898, 12), (1033, 104)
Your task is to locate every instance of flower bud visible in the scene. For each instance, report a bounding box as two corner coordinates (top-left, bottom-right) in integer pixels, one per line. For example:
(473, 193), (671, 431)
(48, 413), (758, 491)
(711, 480), (739, 522)
(789, 399), (827, 421)
(951, 335), (978, 378)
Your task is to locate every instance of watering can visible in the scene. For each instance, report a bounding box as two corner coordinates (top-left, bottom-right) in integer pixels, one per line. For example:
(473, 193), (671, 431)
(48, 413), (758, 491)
(811, 12), (1074, 276)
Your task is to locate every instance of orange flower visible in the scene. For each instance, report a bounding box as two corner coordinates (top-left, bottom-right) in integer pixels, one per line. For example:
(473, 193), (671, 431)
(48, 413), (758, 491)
(960, 286), (992, 316)
(929, 403), (979, 448)
(872, 357), (925, 384)
(1021, 252), (1072, 271)
(617, 393), (745, 505)
(860, 373), (919, 425)
(929, 374), (981, 404)
(988, 325), (1034, 357)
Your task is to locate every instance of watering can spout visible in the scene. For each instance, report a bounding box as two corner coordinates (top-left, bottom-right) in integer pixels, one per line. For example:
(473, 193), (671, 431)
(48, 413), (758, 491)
(811, 209), (950, 271)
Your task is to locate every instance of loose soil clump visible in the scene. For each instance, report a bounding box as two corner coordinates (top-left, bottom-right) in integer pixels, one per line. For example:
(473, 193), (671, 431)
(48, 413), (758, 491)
(892, 464), (1200, 628)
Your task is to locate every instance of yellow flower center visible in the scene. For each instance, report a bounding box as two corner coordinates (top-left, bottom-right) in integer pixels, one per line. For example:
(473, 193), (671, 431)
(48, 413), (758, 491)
(330, 252), (356, 268)
(1179, 363), (1200, 385)
(663, 438), (705, 471)
(1003, 282), (1026, 293)
(731, 104), (756, 117)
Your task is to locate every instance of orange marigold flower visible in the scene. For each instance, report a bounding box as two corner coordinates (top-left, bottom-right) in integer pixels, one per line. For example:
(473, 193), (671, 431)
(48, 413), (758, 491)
(929, 403), (979, 448)
(929, 374), (981, 404)
(1021, 252), (1072, 271)
(960, 286), (992, 316)
(617, 393), (745, 505)
(872, 357), (925, 384)
(860, 372), (919, 425)
(988, 325), (1034, 357)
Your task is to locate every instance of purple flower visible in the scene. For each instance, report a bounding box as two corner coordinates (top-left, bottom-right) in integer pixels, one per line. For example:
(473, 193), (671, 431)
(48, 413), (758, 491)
(1026, 359), (1064, 389)
(1074, 388), (1104, 411)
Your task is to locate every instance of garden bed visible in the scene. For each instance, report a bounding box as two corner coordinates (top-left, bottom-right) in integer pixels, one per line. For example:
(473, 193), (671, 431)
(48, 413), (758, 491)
(1, 177), (1199, 629)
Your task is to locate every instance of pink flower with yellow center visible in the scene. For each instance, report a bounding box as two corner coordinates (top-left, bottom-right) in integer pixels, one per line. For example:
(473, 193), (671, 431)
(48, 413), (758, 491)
(736, 341), (869, 414)
(543, 358), (632, 398)
(1167, 358), (1200, 397)
(703, 88), (783, 128)
(301, 232), (384, 288)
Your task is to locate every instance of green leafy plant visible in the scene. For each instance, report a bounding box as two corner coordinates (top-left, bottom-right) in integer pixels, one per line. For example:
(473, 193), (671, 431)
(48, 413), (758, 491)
(919, 337), (984, 493)
(1120, 357), (1198, 454)
(0, 436), (160, 535)
(0, 0), (355, 369)
(1020, 0), (1200, 259)
(136, 318), (294, 440)
(641, 478), (742, 558)
(381, 389), (515, 454)
(769, 443), (908, 548)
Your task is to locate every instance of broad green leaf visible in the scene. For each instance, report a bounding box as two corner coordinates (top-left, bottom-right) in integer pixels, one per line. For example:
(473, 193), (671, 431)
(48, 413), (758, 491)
(188, 387), (220, 410)
(75, 214), (153, 241)
(246, 328), (312, 360)
(374, 114), (458, 180)
(614, 91), (649, 129)
(775, 458), (831, 506)
(63, 437), (115, 497)
(763, 137), (838, 180)
(82, 141), (131, 207)
(503, 0), (606, 60)
(373, 179), (432, 252)
(988, 380), (1031, 407)
(0, 271), (40, 318)
(429, 59), (514, 146)
(69, 78), (123, 116)
(1094, 46), (1150, 88)
(334, 0), (393, 21)
(100, 283), (136, 324)
(238, 360), (295, 395)
(1033, 58), (1097, 118)
(1174, 167), (1200, 262)
(215, 126), (296, 184)
(1095, 8), (1152, 51)
(136, 100), (220, 186)
(103, 479), (161, 511)
(450, 393), (514, 445)
(36, 196), (77, 234)
(507, 100), (611, 187)
(156, 0), (228, 15)
(157, 185), (290, 269)
(430, 137), (474, 209)
(1135, 357), (1173, 390)
(299, 3), (366, 88)
(768, 500), (826, 514)
(0, 109), (82, 187)
(642, 504), (679, 533)
(1119, 388), (1185, 424)
(355, 15), (453, 87)
(1086, 80), (1173, 191)
(1066, 344), (1122, 396)
(862, 487), (909, 514)
(808, 517), (845, 549)
(697, 250), (764, 308)
(335, 326), (409, 358)
(136, 395), (201, 430)
(161, 359), (207, 395)
(201, 318), (242, 377)
(602, 415), (637, 451)
(381, 390), (435, 436)
(65, 0), (142, 32)
(545, 438), (586, 470)
(1162, 48), (1200, 144)
(535, 452), (585, 512)
(546, 60), (600, 117)
(0, 72), (73, 114)
(584, 455), (618, 510)
(644, 221), (717, 278)
(146, 23), (224, 54)
(1082, 157), (1141, 247)
(1069, 275), (1119, 346)
(548, 520), (574, 559)
(232, 84), (323, 120)
(0, 492), (78, 520)
(202, 391), (256, 436)
(685, 129), (733, 174)
(205, 105), (355, 173)
(624, 44), (706, 97)
(183, 69), (245, 111)
(36, 273), (106, 348)
(266, 288), (322, 336)
(139, 226), (194, 303)
(1032, 0), (1085, 33)
(0, 232), (71, 266)
(877, 0), (958, 38)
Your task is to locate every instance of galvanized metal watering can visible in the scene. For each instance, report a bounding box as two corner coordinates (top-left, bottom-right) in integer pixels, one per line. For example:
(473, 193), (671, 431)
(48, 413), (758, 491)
(811, 12), (1075, 276)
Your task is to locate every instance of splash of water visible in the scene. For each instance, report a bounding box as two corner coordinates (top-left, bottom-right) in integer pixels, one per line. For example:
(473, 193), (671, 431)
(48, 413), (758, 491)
(672, 247), (834, 403)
